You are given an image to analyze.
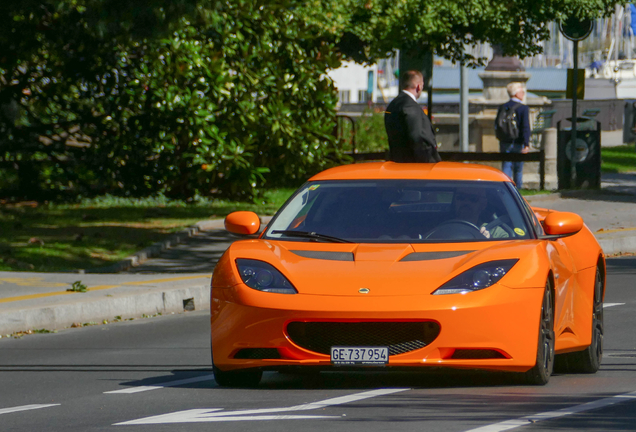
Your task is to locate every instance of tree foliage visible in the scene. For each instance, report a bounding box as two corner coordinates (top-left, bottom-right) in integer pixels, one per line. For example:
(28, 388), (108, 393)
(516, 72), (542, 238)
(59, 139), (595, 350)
(301, 0), (616, 65)
(0, 0), (615, 201)
(1, 1), (341, 200)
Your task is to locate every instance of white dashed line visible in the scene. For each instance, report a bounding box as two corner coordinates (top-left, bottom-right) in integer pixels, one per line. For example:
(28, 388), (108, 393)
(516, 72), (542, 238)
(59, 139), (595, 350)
(603, 303), (625, 308)
(105, 374), (216, 394)
(114, 388), (410, 425)
(463, 390), (636, 432)
(0, 404), (60, 415)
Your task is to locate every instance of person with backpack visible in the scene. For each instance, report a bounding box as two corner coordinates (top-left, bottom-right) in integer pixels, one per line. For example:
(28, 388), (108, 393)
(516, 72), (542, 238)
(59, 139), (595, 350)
(495, 82), (531, 188)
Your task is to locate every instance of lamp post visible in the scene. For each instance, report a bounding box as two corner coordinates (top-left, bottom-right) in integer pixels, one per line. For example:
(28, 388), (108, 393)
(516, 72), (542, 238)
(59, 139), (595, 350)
(560, 16), (593, 188)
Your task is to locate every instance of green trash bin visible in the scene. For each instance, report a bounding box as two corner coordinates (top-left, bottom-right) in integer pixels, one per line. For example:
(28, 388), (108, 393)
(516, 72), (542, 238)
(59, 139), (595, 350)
(557, 117), (601, 189)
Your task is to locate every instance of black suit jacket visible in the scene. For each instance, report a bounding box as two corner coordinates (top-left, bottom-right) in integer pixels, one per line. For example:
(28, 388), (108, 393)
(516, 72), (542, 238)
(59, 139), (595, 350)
(384, 92), (441, 163)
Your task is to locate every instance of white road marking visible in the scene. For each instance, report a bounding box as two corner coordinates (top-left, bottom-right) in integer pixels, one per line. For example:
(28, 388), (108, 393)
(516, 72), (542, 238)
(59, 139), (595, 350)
(603, 303), (625, 308)
(105, 374), (216, 394)
(463, 390), (636, 432)
(114, 388), (409, 425)
(0, 404), (60, 415)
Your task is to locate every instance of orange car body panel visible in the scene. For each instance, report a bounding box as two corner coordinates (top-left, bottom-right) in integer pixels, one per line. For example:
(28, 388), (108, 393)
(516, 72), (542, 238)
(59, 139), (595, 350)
(532, 206), (605, 354)
(309, 162), (509, 182)
(211, 163), (605, 373)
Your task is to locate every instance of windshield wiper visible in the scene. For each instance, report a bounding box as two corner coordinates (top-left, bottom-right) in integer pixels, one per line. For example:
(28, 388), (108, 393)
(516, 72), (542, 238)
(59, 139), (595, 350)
(270, 230), (352, 243)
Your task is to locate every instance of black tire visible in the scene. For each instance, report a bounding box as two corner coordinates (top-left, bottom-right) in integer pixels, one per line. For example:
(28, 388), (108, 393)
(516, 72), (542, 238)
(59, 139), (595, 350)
(523, 282), (555, 385)
(554, 267), (603, 374)
(213, 365), (262, 387)
(211, 345), (262, 387)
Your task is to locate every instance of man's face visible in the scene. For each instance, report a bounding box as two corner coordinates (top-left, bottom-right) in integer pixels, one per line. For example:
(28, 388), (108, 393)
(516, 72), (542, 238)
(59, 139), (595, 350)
(454, 189), (487, 223)
(515, 88), (525, 100)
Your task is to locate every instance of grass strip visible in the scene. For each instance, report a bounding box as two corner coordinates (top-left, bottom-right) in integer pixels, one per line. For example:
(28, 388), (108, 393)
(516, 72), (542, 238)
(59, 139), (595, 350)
(0, 189), (296, 272)
(601, 144), (636, 173)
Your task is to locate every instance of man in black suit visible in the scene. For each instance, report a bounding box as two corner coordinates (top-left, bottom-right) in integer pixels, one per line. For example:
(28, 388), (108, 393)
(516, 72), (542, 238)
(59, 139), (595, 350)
(384, 70), (440, 163)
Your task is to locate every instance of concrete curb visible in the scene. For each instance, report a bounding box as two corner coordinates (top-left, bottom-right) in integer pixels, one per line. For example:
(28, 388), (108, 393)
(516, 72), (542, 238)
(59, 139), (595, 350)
(0, 284), (210, 335)
(596, 235), (636, 256)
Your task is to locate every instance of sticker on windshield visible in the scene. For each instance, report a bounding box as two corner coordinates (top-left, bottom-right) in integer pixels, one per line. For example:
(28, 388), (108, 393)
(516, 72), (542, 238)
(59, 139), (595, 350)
(514, 228), (525, 236)
(309, 184), (320, 191)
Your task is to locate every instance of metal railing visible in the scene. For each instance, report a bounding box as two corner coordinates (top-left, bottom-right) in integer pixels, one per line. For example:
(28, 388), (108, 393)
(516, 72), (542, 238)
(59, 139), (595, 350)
(348, 150), (546, 190)
(335, 114), (547, 190)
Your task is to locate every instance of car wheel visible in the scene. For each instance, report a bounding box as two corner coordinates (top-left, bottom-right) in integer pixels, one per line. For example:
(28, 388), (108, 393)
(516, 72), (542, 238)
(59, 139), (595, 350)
(211, 345), (262, 387)
(523, 282), (555, 385)
(554, 267), (603, 374)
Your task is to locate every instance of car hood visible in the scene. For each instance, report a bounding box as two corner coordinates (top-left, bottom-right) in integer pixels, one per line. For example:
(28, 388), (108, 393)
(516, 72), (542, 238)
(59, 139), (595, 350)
(226, 240), (546, 296)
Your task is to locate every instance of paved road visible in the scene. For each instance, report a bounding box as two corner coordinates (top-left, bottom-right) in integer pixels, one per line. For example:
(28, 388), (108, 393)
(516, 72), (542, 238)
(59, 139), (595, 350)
(1, 257), (635, 432)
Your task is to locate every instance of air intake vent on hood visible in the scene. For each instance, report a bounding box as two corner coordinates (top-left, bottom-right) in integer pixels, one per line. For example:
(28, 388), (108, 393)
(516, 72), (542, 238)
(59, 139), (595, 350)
(400, 251), (475, 262)
(290, 250), (354, 261)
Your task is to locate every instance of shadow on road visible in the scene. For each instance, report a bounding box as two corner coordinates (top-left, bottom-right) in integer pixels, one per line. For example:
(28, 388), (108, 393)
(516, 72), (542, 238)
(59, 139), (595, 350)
(109, 367), (594, 391)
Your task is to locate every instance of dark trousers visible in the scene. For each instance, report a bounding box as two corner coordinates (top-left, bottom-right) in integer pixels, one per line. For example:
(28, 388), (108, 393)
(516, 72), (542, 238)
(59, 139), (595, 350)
(500, 142), (524, 188)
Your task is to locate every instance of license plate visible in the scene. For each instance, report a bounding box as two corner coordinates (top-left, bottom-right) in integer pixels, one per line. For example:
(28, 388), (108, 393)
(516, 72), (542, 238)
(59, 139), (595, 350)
(330, 346), (388, 365)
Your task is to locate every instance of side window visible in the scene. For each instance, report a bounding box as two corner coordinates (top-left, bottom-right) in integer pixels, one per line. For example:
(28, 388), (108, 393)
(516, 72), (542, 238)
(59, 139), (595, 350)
(529, 205), (545, 236)
(505, 184), (543, 237)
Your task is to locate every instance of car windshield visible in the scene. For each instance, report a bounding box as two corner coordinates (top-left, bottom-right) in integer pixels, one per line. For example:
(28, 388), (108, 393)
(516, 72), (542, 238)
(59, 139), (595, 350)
(264, 180), (533, 243)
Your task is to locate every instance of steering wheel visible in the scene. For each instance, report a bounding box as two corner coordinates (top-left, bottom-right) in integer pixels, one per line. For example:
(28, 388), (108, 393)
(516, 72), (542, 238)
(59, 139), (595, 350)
(425, 219), (484, 240)
(483, 216), (515, 238)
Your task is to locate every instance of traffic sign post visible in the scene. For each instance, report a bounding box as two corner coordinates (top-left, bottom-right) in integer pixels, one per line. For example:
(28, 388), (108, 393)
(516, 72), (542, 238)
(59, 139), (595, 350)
(560, 17), (593, 188)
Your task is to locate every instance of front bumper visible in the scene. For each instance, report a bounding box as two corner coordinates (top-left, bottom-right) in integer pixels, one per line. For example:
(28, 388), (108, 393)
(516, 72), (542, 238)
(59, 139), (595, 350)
(211, 283), (544, 373)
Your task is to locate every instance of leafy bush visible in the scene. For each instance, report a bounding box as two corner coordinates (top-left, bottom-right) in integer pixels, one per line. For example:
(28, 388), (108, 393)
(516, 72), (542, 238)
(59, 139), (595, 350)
(355, 109), (389, 153)
(0, 1), (342, 201)
(1, 0), (616, 202)
(337, 109), (387, 154)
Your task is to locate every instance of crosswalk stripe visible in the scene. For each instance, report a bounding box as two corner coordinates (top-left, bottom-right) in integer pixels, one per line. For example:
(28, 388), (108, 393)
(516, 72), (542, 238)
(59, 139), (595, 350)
(463, 390), (636, 432)
(105, 374), (216, 394)
(0, 404), (60, 415)
(114, 388), (410, 425)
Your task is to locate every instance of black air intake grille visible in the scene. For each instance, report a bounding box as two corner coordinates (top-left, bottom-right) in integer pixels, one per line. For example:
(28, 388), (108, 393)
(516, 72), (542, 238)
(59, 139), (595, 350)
(450, 349), (506, 359)
(233, 348), (281, 359)
(286, 321), (440, 356)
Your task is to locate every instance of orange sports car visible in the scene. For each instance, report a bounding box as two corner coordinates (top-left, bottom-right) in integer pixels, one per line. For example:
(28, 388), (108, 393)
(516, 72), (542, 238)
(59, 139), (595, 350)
(210, 162), (605, 387)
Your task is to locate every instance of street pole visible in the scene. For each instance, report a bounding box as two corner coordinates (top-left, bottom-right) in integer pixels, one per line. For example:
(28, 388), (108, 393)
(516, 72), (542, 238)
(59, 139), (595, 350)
(459, 61), (469, 152)
(560, 15), (593, 189)
(571, 40), (578, 188)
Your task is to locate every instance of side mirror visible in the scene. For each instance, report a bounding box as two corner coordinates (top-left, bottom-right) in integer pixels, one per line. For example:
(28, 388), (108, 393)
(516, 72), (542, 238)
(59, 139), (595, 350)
(542, 211), (583, 237)
(225, 211), (261, 235)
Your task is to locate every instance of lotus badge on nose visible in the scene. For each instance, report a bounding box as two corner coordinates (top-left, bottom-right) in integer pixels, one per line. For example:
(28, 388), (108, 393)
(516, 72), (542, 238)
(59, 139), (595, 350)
(359, 288), (370, 294)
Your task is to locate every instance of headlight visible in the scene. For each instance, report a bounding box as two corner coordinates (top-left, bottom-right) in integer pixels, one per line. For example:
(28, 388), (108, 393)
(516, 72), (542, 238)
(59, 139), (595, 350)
(432, 259), (519, 295)
(235, 259), (298, 294)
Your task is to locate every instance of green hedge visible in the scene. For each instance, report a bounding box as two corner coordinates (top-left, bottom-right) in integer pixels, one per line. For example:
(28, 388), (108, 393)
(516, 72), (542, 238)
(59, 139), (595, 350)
(0, 1), (343, 201)
(1, 0), (616, 201)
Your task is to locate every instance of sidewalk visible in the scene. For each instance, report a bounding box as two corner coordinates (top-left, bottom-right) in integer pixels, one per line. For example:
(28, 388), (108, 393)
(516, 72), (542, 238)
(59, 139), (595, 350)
(2, 176), (636, 336)
(525, 172), (636, 255)
(0, 219), (271, 335)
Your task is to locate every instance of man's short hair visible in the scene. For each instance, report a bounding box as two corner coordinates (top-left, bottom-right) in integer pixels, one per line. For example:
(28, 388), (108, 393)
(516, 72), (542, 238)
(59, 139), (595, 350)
(507, 82), (524, 98)
(401, 70), (424, 90)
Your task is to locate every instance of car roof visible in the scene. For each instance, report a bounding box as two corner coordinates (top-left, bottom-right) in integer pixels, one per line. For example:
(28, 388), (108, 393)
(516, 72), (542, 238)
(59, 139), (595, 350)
(309, 162), (511, 182)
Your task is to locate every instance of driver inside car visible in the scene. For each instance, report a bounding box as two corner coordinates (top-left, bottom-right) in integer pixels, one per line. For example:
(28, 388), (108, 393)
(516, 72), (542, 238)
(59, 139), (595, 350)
(453, 188), (509, 239)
